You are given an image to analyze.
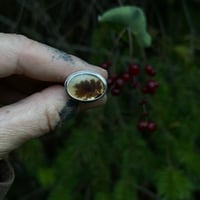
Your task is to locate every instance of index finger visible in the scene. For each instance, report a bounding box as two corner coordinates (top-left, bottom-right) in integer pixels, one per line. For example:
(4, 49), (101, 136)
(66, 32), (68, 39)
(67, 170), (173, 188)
(0, 33), (107, 82)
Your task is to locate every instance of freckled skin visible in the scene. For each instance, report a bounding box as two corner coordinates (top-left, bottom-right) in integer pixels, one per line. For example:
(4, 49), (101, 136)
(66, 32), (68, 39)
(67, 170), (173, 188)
(45, 45), (75, 64)
(57, 99), (77, 128)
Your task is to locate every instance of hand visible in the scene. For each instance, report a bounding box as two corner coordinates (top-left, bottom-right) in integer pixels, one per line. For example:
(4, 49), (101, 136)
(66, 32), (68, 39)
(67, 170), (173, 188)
(0, 33), (107, 159)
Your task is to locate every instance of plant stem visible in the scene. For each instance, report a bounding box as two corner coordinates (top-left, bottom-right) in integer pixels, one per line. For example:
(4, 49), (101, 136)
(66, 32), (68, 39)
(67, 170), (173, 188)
(134, 184), (161, 200)
(117, 0), (123, 6)
(109, 28), (126, 57)
(182, 0), (196, 59)
(128, 28), (134, 62)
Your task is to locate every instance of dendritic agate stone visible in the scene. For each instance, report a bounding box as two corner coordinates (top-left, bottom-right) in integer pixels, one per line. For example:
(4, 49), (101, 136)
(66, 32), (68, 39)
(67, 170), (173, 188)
(64, 71), (107, 102)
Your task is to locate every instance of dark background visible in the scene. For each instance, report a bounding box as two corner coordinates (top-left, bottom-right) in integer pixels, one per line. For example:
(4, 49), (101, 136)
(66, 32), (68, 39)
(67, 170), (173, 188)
(1, 0), (200, 200)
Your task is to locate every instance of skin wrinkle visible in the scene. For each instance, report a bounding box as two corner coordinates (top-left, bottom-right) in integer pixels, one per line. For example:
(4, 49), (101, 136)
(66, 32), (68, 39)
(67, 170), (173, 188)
(0, 33), (107, 159)
(1, 85), (64, 133)
(0, 105), (41, 139)
(45, 44), (107, 81)
(33, 86), (66, 134)
(0, 128), (24, 154)
(18, 41), (73, 82)
(6, 35), (37, 77)
(14, 35), (107, 83)
(43, 102), (62, 133)
(0, 34), (16, 71)
(15, 35), (30, 75)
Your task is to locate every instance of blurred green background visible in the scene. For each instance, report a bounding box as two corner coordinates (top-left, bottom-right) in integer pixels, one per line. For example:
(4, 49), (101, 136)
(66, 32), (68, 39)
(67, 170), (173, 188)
(1, 0), (200, 199)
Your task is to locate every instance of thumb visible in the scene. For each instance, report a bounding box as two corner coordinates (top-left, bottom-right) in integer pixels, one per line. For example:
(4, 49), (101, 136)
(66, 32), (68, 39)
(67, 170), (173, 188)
(0, 85), (73, 157)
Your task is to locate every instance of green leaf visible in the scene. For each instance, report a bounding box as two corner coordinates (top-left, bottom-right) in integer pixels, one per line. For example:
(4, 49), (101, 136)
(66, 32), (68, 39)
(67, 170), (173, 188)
(98, 6), (151, 47)
(112, 179), (137, 200)
(38, 167), (55, 188)
(95, 192), (111, 200)
(156, 168), (193, 200)
(173, 45), (192, 64)
(48, 185), (71, 200)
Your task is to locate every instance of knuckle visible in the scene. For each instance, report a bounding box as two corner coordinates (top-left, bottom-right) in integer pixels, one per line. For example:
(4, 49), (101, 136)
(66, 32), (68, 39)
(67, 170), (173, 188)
(16, 34), (34, 74)
(14, 33), (29, 42)
(43, 104), (61, 133)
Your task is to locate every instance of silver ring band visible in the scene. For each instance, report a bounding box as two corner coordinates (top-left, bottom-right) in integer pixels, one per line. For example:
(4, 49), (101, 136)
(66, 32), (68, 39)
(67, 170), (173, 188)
(64, 71), (107, 102)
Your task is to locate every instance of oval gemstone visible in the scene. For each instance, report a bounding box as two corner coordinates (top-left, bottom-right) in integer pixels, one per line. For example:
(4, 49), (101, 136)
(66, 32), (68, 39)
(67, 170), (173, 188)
(64, 71), (107, 102)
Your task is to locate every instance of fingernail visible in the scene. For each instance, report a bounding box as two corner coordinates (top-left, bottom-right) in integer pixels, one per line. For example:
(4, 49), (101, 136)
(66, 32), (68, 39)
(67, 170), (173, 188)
(99, 68), (108, 79)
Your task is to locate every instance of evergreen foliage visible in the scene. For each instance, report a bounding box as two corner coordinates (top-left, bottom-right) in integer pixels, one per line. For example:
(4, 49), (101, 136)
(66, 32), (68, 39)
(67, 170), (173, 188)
(1, 0), (200, 199)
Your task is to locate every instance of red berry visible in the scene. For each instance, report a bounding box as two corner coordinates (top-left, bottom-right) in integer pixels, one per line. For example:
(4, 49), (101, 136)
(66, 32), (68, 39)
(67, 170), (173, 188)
(108, 74), (118, 86)
(142, 111), (149, 116)
(146, 80), (159, 88)
(131, 81), (140, 89)
(129, 64), (140, 76)
(145, 65), (156, 76)
(111, 87), (121, 96)
(141, 86), (149, 94)
(139, 99), (147, 105)
(114, 78), (124, 88)
(147, 121), (157, 132)
(138, 121), (157, 132)
(146, 80), (159, 94)
(100, 61), (112, 69)
(110, 74), (118, 82)
(107, 78), (113, 86)
(122, 72), (131, 82)
(137, 121), (148, 132)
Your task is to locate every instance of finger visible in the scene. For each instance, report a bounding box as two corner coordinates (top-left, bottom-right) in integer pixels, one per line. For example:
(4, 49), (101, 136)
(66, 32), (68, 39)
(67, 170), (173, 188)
(0, 33), (107, 82)
(0, 85), (71, 156)
(0, 84), (106, 156)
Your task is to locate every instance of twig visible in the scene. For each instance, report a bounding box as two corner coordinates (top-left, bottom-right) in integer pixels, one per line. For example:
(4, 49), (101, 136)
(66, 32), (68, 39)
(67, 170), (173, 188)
(45, 0), (64, 10)
(128, 28), (134, 62)
(117, 0), (123, 6)
(109, 28), (126, 57)
(13, 0), (25, 31)
(182, 0), (196, 59)
(152, 2), (167, 37)
(0, 15), (16, 29)
(134, 184), (161, 200)
(21, 188), (47, 200)
(113, 98), (126, 128)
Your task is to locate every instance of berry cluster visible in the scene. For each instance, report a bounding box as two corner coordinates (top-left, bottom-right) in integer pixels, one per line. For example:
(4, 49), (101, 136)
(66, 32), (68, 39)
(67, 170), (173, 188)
(100, 61), (159, 133)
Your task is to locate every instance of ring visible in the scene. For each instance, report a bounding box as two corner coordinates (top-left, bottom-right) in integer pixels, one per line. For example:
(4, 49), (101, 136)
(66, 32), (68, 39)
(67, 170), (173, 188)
(64, 71), (107, 102)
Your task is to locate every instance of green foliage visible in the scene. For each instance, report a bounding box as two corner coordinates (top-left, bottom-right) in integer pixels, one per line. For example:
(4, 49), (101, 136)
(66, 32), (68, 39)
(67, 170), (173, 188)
(156, 167), (193, 200)
(98, 6), (151, 47)
(48, 187), (71, 200)
(95, 192), (111, 200)
(38, 168), (55, 188)
(16, 140), (46, 177)
(112, 179), (137, 200)
(5, 0), (200, 200)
